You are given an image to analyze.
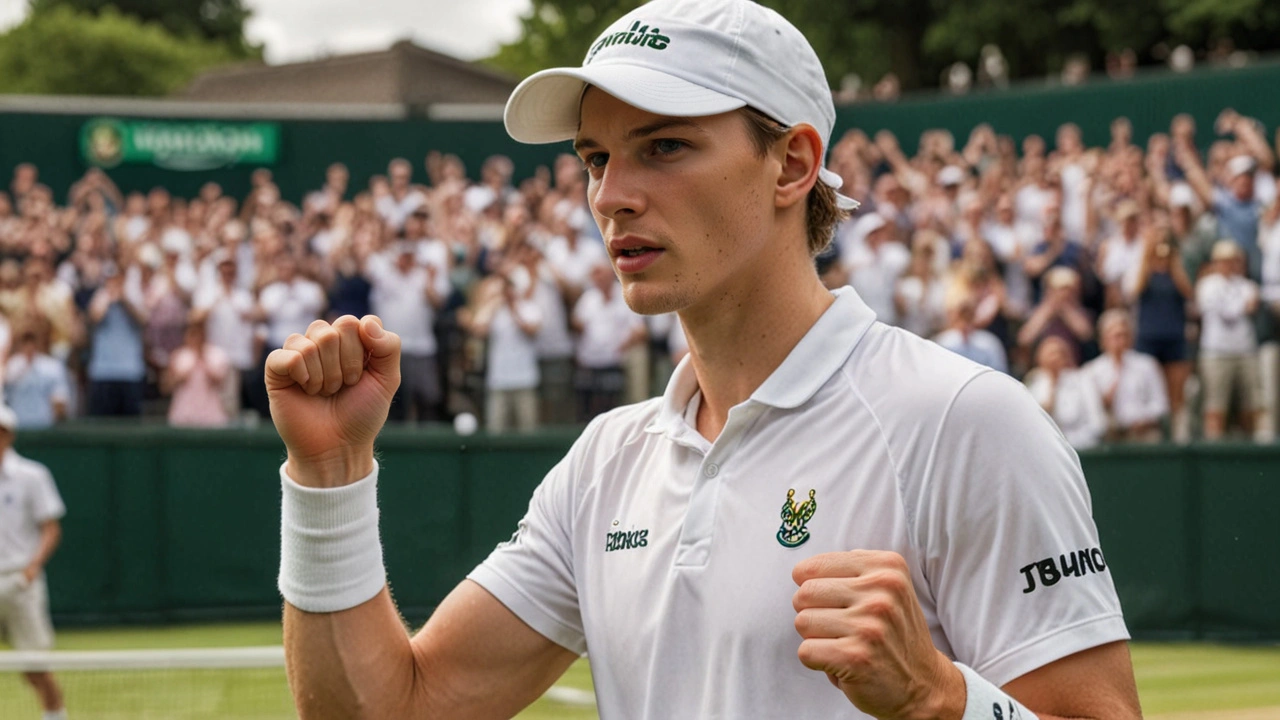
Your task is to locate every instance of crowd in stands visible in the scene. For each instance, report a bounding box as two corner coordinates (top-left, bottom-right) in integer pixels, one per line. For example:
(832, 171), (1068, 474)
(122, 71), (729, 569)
(0, 107), (1277, 446)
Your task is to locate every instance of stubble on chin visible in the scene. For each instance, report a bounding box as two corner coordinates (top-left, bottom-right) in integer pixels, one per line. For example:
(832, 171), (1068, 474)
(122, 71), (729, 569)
(620, 276), (694, 317)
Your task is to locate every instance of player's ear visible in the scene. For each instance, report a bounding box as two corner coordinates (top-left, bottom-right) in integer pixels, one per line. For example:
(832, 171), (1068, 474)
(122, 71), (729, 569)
(776, 124), (822, 211)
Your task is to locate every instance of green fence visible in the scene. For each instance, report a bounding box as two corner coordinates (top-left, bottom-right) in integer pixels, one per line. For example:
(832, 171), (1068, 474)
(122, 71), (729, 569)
(13, 425), (1280, 640)
(3, 58), (1280, 203)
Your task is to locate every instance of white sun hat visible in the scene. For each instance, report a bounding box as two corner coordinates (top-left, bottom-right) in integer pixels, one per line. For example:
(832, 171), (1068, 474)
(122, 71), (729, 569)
(503, 0), (860, 210)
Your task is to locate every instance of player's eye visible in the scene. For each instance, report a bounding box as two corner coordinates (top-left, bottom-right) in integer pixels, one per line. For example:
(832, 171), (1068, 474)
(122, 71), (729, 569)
(583, 153), (608, 170)
(652, 139), (686, 156)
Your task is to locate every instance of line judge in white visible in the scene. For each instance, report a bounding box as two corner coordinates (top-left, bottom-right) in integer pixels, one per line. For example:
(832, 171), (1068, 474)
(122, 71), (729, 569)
(264, 1), (1142, 718)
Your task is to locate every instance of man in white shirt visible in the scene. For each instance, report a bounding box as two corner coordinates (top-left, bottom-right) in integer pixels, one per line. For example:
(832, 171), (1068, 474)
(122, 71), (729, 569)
(842, 212), (910, 325)
(572, 264), (646, 421)
(192, 252), (260, 418)
(366, 242), (448, 423)
(1195, 240), (1261, 439)
(375, 158), (428, 232)
(263, 2), (1141, 718)
(1025, 336), (1107, 450)
(1097, 201), (1145, 306)
(473, 274), (543, 433)
(1081, 310), (1169, 443)
(257, 255), (326, 418)
(0, 405), (68, 720)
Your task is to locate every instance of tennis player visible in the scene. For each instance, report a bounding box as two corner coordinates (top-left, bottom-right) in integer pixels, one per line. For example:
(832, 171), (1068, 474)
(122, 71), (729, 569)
(269, 1), (1143, 717)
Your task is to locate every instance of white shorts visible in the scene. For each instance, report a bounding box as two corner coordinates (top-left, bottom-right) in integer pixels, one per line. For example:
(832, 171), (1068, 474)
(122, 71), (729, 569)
(0, 572), (55, 651)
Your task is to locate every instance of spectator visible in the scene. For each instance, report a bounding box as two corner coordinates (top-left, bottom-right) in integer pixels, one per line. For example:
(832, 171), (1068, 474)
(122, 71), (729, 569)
(843, 212), (909, 324)
(1196, 240), (1262, 439)
(366, 241), (448, 423)
(1018, 267), (1096, 364)
(572, 264), (645, 422)
(255, 255), (327, 417)
(472, 272), (542, 433)
(376, 158), (427, 232)
(1181, 148), (1263, 277)
(1025, 335), (1107, 449)
(1096, 200), (1145, 306)
(305, 162), (349, 215)
(192, 252), (259, 419)
(1259, 200), (1280, 441)
(894, 237), (946, 338)
(1126, 227), (1194, 441)
(933, 294), (1008, 373)
(3, 325), (70, 429)
(164, 315), (232, 428)
(85, 268), (148, 417)
(1082, 310), (1169, 443)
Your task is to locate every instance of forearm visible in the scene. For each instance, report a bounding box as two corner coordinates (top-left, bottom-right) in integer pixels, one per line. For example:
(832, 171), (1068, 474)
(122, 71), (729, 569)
(26, 523), (61, 573)
(285, 589), (422, 720)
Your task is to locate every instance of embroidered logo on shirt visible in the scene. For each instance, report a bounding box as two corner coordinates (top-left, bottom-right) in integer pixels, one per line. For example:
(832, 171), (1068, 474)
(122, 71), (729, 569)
(605, 529), (649, 552)
(777, 488), (817, 548)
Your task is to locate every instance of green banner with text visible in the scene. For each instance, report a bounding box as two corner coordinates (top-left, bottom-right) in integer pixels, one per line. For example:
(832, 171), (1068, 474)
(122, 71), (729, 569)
(80, 118), (280, 171)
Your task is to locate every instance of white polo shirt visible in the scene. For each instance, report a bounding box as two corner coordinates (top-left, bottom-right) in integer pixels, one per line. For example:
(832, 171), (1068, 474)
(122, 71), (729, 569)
(573, 285), (644, 369)
(0, 449), (65, 574)
(469, 288), (1128, 719)
(366, 252), (449, 357)
(1080, 350), (1169, 428)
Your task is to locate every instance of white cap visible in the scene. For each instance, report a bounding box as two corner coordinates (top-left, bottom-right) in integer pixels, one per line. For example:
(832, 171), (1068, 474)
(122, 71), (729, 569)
(0, 404), (17, 433)
(1227, 154), (1256, 179)
(503, 0), (859, 210)
(937, 165), (966, 187)
(1169, 182), (1197, 209)
(850, 212), (888, 240)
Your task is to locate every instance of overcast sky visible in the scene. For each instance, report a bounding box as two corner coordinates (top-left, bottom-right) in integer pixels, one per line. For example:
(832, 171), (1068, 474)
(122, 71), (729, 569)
(0, 0), (533, 64)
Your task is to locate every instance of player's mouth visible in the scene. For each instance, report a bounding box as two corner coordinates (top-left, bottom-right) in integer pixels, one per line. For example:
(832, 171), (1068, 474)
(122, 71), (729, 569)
(610, 236), (664, 274)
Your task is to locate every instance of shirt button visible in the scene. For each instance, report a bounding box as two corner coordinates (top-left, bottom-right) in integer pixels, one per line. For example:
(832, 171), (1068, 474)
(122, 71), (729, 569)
(704, 463), (719, 478)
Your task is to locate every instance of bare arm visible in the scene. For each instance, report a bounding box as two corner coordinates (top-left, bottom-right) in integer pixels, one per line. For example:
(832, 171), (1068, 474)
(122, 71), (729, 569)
(23, 519), (61, 583)
(1175, 141), (1215, 210)
(1017, 301), (1057, 348)
(285, 581), (577, 720)
(1060, 302), (1096, 341)
(1233, 116), (1275, 172)
(270, 316), (581, 719)
(1002, 640), (1142, 719)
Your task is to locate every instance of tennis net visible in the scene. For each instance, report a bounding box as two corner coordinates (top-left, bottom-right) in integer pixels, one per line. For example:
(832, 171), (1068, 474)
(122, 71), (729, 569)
(0, 646), (294, 719)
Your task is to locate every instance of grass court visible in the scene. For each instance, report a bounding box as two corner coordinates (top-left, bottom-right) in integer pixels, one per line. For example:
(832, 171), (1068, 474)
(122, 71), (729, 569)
(0, 623), (1275, 718)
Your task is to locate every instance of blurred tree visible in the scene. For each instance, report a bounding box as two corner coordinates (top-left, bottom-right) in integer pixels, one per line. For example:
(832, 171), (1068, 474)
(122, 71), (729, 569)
(488, 0), (644, 79)
(27, 0), (258, 56)
(487, 0), (1280, 92)
(0, 6), (239, 95)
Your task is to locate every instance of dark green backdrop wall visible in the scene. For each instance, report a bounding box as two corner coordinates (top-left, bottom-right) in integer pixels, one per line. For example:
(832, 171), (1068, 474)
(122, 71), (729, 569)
(13, 426), (1280, 640)
(3, 58), (1280, 204)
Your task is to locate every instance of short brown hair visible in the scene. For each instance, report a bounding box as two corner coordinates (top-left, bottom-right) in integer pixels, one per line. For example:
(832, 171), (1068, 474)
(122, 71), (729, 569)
(739, 108), (848, 255)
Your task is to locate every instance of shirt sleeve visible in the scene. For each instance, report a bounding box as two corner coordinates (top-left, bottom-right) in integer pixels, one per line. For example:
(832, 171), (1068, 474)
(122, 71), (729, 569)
(31, 463), (66, 524)
(467, 419), (602, 655)
(916, 371), (1129, 687)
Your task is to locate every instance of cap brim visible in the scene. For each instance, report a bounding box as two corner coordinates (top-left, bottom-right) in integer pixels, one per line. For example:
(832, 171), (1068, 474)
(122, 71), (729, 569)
(505, 64), (747, 144)
(819, 167), (861, 210)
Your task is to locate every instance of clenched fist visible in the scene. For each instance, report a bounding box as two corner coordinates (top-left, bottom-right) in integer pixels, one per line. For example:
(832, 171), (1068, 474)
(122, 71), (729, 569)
(266, 315), (401, 487)
(792, 551), (965, 720)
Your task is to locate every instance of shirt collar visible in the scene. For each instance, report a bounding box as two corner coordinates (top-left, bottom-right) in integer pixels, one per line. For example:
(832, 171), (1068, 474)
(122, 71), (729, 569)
(646, 287), (877, 436)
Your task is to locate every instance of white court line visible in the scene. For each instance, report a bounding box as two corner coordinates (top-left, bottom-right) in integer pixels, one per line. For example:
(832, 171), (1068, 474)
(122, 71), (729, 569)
(543, 686), (596, 707)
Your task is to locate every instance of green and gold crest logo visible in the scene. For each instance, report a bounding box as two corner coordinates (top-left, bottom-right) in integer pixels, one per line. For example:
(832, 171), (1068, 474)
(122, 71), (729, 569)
(776, 488), (817, 548)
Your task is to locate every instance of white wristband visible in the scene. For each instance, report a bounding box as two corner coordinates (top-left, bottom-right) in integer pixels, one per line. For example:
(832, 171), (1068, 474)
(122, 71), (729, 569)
(955, 663), (1036, 720)
(278, 461), (387, 613)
